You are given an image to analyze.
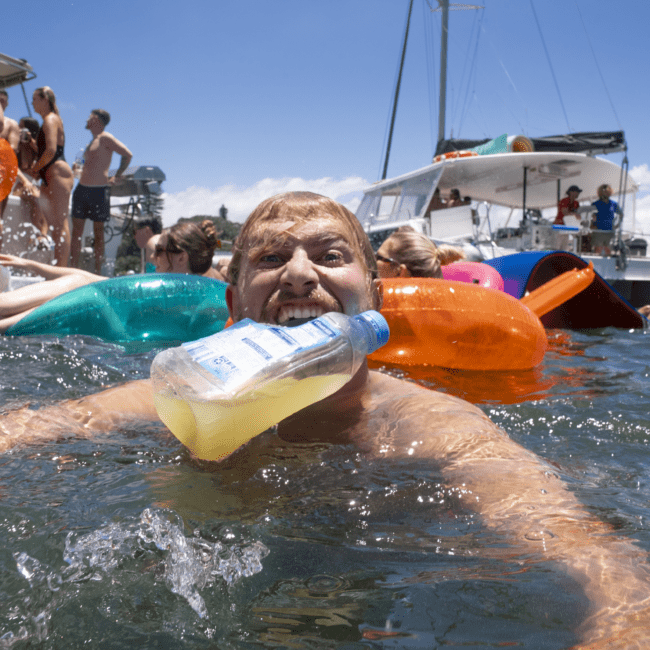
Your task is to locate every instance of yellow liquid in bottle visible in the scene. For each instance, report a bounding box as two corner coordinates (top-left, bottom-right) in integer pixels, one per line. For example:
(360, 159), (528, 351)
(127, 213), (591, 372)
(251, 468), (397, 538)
(153, 374), (349, 461)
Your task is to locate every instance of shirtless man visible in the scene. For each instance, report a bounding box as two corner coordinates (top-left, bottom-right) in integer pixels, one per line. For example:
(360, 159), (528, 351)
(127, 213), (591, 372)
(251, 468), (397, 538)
(1, 191), (650, 645)
(70, 109), (132, 274)
(0, 89), (21, 249)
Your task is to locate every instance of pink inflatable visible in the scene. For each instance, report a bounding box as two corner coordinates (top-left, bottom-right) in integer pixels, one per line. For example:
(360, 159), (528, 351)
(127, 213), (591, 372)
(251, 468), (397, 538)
(441, 261), (504, 291)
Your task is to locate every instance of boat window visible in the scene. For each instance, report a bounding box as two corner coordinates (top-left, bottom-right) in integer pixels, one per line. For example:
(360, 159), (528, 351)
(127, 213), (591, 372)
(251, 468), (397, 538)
(377, 191), (400, 219)
(355, 167), (443, 229)
(355, 193), (381, 227)
(399, 169), (443, 219)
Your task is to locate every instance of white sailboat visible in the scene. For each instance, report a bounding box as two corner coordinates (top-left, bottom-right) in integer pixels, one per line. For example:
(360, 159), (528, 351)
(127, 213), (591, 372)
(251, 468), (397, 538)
(356, 1), (649, 314)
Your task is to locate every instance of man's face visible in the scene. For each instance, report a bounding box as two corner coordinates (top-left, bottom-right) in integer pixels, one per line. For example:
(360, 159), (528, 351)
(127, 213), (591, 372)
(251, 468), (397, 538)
(600, 186), (612, 200)
(85, 113), (97, 130)
(134, 226), (153, 249)
(0, 94), (7, 110)
(227, 217), (378, 325)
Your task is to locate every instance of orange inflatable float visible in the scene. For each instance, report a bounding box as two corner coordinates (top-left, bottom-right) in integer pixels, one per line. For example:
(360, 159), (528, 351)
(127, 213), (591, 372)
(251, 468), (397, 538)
(0, 139), (18, 202)
(371, 278), (548, 371)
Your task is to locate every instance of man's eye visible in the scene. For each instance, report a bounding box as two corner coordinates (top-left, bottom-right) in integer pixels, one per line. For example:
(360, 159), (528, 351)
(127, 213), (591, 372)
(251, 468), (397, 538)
(258, 253), (283, 264)
(320, 252), (343, 263)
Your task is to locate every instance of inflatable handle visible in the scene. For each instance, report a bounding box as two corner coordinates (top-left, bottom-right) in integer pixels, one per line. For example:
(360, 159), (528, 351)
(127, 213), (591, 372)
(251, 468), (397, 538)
(6, 274), (229, 349)
(0, 140), (19, 202)
(520, 263), (595, 318)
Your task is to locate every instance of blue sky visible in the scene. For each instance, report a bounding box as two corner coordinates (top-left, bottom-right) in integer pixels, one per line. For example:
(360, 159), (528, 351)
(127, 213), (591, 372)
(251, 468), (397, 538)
(3, 0), (649, 228)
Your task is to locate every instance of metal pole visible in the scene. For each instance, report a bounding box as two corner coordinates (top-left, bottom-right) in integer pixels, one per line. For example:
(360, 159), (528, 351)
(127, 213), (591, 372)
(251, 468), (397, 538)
(20, 83), (32, 117)
(382, 0), (414, 180)
(438, 0), (449, 145)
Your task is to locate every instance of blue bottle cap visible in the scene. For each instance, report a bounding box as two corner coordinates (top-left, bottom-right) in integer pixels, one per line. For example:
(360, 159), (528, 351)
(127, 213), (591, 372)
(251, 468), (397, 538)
(353, 311), (390, 352)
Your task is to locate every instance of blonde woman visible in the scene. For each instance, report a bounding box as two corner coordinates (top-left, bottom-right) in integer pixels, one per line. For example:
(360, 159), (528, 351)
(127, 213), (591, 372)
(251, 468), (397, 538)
(375, 225), (464, 279)
(28, 87), (74, 266)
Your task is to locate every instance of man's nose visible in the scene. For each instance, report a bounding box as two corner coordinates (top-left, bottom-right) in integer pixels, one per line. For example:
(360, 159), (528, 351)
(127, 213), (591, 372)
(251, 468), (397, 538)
(280, 250), (318, 294)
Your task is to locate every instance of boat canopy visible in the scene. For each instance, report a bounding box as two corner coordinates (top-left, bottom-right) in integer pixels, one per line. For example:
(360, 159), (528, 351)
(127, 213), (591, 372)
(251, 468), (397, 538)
(357, 151), (638, 228)
(0, 53), (36, 89)
(435, 131), (626, 157)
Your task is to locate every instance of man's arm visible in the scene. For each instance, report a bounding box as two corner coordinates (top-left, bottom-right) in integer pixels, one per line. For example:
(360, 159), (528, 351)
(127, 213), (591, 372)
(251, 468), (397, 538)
(0, 379), (159, 453)
(105, 133), (132, 184)
(368, 373), (650, 646)
(6, 118), (20, 153)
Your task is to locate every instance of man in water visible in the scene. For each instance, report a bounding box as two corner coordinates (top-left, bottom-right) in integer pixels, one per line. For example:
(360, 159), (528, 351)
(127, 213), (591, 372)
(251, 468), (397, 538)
(0, 89), (21, 249)
(1, 191), (650, 645)
(70, 109), (132, 274)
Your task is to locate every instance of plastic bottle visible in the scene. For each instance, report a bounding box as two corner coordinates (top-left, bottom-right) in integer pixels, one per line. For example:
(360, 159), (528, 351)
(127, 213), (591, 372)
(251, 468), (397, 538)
(150, 310), (389, 461)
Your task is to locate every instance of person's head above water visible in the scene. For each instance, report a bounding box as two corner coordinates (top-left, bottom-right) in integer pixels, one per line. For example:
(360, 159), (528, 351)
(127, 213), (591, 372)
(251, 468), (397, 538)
(154, 219), (220, 275)
(134, 215), (163, 249)
(226, 191), (381, 325)
(376, 225), (445, 279)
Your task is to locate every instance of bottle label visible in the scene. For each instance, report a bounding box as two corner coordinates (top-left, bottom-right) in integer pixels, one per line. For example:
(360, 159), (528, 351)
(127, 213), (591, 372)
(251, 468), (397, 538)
(182, 318), (342, 387)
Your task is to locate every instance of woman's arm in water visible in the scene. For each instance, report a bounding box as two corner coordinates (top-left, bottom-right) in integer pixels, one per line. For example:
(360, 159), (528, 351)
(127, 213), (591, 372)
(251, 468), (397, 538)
(0, 380), (160, 453)
(366, 372), (650, 647)
(0, 254), (101, 281)
(0, 272), (105, 332)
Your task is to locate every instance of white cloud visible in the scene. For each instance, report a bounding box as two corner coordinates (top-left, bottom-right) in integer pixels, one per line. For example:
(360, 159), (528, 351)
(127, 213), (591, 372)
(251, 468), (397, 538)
(161, 176), (370, 227)
(631, 164), (650, 191)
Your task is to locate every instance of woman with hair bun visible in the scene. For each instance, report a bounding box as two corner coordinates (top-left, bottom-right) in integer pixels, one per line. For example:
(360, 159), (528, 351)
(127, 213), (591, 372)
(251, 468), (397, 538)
(153, 219), (224, 279)
(26, 86), (74, 266)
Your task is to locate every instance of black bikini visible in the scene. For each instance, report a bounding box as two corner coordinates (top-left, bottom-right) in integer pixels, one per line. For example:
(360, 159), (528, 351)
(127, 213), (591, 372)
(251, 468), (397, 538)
(37, 128), (65, 185)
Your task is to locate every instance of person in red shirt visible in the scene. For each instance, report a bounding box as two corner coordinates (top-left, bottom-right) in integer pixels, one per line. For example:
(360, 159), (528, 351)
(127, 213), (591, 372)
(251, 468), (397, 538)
(554, 185), (582, 224)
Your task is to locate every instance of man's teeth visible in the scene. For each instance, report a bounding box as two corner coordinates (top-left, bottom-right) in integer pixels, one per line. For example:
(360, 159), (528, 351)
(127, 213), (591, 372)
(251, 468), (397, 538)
(278, 306), (325, 323)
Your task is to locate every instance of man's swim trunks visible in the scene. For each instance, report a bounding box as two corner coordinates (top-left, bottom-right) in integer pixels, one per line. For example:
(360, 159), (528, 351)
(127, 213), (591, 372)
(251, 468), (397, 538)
(71, 184), (111, 223)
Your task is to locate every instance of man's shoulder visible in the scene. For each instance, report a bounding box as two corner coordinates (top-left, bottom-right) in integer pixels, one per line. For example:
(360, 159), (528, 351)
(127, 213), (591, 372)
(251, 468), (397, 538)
(98, 131), (117, 145)
(360, 370), (499, 460)
(1, 115), (18, 134)
(367, 370), (484, 415)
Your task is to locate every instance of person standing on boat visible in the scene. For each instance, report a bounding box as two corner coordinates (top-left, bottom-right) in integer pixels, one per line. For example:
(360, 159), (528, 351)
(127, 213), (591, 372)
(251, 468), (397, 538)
(446, 188), (463, 207)
(70, 109), (132, 275)
(553, 184), (582, 225)
(0, 89), (21, 251)
(591, 183), (622, 231)
(29, 87), (75, 267)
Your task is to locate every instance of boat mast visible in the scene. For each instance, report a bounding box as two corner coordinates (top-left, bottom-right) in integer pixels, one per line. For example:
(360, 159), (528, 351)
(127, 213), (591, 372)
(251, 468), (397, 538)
(382, 0), (483, 179)
(382, 0), (414, 180)
(431, 1), (483, 146)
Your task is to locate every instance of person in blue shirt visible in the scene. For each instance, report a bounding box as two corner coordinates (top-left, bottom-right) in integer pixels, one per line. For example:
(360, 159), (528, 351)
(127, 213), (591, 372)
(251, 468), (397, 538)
(591, 184), (622, 231)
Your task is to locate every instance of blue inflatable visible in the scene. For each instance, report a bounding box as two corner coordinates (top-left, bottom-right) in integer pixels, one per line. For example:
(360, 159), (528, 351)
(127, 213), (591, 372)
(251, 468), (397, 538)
(5, 274), (229, 349)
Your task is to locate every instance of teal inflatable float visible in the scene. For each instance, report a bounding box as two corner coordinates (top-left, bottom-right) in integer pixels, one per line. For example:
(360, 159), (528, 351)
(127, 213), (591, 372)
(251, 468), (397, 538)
(6, 274), (229, 350)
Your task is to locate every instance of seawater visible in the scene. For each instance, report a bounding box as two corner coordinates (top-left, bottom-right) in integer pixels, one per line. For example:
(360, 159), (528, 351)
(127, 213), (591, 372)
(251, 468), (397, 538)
(1, 328), (650, 648)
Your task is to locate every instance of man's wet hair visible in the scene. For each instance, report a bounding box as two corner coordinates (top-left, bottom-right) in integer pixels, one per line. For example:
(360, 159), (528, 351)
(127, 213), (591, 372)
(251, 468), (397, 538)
(228, 191), (378, 286)
(134, 215), (163, 235)
(91, 109), (110, 126)
(20, 117), (40, 139)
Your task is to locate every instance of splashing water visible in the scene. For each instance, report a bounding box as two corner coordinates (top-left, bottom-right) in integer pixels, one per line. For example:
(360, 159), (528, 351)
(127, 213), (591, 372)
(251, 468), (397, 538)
(11, 508), (268, 634)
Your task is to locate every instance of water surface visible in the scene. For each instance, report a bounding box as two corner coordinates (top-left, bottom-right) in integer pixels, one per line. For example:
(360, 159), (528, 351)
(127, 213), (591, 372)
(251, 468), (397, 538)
(1, 327), (649, 648)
